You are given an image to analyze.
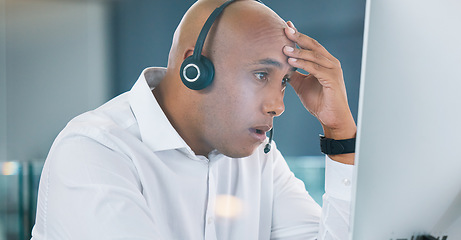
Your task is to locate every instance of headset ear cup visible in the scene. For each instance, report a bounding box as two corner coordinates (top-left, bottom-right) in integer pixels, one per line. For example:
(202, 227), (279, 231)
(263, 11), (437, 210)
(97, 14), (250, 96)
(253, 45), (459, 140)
(180, 55), (215, 90)
(200, 56), (215, 89)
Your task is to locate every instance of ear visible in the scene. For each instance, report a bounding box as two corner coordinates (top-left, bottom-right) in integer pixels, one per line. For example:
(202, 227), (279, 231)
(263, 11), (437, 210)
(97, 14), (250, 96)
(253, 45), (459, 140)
(183, 48), (194, 60)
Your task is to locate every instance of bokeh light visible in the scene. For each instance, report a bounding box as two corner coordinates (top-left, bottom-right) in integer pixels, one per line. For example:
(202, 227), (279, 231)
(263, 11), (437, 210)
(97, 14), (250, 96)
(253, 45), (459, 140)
(1, 161), (20, 175)
(214, 194), (243, 218)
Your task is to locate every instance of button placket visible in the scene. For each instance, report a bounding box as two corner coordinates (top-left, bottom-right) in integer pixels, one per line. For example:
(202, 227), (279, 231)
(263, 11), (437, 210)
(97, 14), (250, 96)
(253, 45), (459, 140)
(342, 178), (351, 186)
(204, 162), (217, 240)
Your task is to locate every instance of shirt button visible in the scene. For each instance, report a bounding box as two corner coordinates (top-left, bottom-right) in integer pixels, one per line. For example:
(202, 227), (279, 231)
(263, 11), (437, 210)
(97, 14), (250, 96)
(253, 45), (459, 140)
(342, 178), (351, 186)
(207, 217), (213, 224)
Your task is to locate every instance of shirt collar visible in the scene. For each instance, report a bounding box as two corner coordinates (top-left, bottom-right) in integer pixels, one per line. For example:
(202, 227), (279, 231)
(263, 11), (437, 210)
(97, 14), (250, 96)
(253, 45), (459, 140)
(128, 67), (191, 153)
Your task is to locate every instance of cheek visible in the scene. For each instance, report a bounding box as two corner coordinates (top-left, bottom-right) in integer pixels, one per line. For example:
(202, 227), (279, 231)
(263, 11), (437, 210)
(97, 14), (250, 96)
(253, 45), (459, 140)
(208, 69), (263, 121)
(220, 81), (259, 117)
(211, 92), (251, 123)
(217, 70), (258, 100)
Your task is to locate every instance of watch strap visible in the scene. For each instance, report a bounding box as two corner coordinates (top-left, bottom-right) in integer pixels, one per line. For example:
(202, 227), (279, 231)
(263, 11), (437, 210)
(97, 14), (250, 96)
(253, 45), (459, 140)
(320, 135), (356, 155)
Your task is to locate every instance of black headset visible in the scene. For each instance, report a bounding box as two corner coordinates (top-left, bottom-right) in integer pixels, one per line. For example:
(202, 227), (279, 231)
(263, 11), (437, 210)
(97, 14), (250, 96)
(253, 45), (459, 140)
(180, 0), (232, 90)
(179, 0), (273, 153)
(180, 0), (262, 90)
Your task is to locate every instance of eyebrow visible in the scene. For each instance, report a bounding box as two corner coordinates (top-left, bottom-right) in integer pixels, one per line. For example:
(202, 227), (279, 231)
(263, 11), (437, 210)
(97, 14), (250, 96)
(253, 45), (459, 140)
(252, 58), (298, 72)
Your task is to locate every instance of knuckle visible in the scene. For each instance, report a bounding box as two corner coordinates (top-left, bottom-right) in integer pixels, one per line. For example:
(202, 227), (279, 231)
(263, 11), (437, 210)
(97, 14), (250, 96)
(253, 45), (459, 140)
(332, 57), (341, 66)
(314, 51), (322, 60)
(311, 38), (321, 48)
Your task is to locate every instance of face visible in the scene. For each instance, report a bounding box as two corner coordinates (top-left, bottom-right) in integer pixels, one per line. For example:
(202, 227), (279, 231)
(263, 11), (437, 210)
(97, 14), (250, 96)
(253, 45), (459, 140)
(193, 17), (296, 158)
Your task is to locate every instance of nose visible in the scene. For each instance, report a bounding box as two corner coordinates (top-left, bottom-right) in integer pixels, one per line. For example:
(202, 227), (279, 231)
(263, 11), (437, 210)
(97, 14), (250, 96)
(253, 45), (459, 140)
(262, 90), (285, 117)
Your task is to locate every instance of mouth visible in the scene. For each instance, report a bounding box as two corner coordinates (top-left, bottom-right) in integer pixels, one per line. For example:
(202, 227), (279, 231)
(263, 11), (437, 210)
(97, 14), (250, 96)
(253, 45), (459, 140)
(250, 125), (272, 142)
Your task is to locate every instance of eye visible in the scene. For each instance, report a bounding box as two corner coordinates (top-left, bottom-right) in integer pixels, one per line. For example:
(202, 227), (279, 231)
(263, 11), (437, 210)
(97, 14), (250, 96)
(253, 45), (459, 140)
(282, 77), (290, 88)
(254, 72), (268, 82)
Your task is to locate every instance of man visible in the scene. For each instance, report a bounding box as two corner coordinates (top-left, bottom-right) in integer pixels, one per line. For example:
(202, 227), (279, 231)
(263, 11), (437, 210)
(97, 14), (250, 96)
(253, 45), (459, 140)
(32, 0), (356, 239)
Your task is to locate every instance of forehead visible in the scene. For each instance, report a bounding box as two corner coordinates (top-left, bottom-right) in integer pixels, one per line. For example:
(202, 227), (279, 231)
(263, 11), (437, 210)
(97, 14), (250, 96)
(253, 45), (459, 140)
(237, 26), (294, 70)
(209, 2), (295, 69)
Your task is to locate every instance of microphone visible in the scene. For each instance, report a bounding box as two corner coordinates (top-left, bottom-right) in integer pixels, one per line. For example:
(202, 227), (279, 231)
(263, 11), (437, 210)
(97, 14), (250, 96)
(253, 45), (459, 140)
(264, 128), (274, 154)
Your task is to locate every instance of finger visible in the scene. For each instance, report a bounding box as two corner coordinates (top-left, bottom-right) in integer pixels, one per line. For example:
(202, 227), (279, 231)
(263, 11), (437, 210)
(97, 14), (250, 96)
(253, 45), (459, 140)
(286, 21), (297, 31)
(283, 45), (335, 69)
(284, 26), (339, 64)
(288, 71), (316, 91)
(284, 26), (327, 55)
(287, 57), (338, 86)
(288, 57), (322, 75)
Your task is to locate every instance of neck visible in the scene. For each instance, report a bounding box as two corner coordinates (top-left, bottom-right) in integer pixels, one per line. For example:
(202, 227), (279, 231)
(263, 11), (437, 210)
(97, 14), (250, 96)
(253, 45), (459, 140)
(152, 69), (212, 156)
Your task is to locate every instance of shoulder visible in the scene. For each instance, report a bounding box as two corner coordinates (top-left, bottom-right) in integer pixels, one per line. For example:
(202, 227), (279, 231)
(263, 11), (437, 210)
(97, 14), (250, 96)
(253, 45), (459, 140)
(43, 93), (144, 190)
(55, 92), (140, 151)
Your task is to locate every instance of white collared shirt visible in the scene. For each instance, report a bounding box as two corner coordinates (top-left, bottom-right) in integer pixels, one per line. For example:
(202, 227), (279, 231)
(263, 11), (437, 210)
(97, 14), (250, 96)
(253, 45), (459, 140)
(32, 67), (354, 240)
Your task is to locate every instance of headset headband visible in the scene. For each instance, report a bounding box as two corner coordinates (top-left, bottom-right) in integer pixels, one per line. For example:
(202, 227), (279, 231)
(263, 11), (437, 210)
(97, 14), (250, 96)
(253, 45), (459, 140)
(192, 0), (262, 60)
(192, 0), (235, 60)
(180, 0), (263, 90)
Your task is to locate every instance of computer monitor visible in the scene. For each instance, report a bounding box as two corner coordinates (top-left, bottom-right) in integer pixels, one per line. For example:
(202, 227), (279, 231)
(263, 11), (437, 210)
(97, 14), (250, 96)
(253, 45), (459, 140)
(350, 0), (461, 239)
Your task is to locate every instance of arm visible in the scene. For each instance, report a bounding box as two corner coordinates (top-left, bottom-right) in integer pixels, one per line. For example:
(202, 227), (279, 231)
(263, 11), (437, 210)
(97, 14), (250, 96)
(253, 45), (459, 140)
(283, 21), (356, 165)
(271, 21), (356, 239)
(270, 147), (353, 240)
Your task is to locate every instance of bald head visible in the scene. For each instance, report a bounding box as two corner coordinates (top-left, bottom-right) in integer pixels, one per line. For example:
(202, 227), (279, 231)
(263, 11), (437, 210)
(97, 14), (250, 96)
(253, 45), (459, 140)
(167, 0), (288, 70)
(154, 0), (295, 157)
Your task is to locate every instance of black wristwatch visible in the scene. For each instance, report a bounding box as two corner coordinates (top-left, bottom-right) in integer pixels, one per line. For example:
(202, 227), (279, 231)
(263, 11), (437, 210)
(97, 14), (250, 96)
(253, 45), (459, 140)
(320, 135), (356, 155)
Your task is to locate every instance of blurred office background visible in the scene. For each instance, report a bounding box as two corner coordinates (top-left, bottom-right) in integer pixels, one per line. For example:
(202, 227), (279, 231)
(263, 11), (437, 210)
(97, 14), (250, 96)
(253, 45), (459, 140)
(0, 0), (365, 239)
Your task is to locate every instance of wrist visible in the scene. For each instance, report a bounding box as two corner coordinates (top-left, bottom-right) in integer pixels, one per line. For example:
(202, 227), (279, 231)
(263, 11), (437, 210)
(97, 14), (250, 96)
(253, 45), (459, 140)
(322, 123), (357, 140)
(321, 121), (357, 165)
(320, 135), (355, 154)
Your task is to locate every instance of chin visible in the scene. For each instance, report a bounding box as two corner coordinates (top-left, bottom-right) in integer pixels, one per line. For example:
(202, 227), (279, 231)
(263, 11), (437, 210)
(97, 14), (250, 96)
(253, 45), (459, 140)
(219, 144), (259, 158)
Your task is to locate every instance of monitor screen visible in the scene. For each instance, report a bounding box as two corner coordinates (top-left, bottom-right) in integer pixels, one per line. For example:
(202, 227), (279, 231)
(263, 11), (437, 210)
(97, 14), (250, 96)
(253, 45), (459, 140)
(350, 0), (461, 239)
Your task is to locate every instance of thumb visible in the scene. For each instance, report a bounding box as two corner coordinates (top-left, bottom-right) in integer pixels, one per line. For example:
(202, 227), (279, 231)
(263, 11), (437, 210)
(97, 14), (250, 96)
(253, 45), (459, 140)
(289, 72), (321, 95)
(288, 71), (305, 93)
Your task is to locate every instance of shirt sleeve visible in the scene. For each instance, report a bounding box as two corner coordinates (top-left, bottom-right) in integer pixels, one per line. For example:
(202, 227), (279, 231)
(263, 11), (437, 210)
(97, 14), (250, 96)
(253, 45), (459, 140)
(270, 148), (354, 240)
(32, 136), (161, 240)
(318, 156), (354, 240)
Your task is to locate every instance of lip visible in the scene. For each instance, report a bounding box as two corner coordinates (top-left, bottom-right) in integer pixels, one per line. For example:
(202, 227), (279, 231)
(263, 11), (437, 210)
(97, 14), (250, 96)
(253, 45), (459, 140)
(249, 125), (272, 142)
